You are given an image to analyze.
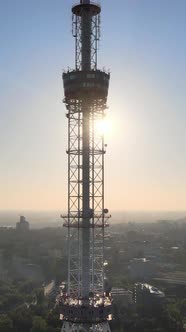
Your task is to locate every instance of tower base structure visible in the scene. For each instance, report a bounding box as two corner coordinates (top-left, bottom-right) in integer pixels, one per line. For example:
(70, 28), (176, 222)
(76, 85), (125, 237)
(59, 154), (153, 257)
(62, 321), (111, 332)
(59, 296), (112, 332)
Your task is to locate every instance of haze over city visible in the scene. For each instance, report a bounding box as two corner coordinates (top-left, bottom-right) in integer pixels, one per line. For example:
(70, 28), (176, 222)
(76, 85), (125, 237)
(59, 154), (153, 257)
(1, 0), (186, 212)
(1, 2), (186, 332)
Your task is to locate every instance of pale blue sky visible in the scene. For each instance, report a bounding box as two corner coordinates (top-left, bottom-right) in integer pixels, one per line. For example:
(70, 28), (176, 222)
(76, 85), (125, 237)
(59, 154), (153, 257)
(0, 0), (186, 211)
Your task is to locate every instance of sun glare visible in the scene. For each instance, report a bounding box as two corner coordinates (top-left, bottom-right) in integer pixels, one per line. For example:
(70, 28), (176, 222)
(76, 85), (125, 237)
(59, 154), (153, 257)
(95, 118), (112, 137)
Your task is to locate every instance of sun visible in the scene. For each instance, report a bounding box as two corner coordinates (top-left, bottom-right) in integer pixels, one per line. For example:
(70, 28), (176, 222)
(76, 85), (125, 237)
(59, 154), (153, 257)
(95, 118), (112, 137)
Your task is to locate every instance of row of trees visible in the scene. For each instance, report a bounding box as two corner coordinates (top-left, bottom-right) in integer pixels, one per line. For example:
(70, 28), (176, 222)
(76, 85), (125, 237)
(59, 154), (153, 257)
(111, 298), (184, 332)
(0, 309), (61, 332)
(0, 228), (67, 283)
(0, 280), (62, 332)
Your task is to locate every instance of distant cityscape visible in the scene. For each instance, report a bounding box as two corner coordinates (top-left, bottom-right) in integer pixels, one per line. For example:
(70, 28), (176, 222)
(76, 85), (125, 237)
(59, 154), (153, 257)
(1, 210), (186, 229)
(1, 215), (186, 330)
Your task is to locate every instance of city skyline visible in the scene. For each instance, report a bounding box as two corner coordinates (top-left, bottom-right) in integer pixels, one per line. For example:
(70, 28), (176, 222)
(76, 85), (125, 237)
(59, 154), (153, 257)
(1, 0), (186, 211)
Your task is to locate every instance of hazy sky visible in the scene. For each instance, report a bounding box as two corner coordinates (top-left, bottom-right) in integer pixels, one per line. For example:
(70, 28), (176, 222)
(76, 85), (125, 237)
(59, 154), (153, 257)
(0, 0), (186, 211)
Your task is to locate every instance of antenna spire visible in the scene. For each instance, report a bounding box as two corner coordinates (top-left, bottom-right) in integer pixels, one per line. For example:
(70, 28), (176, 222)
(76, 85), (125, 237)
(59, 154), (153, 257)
(80, 0), (90, 3)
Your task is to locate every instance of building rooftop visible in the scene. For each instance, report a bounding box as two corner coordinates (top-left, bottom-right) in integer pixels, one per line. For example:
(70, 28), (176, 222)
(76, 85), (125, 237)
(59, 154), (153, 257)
(136, 283), (165, 297)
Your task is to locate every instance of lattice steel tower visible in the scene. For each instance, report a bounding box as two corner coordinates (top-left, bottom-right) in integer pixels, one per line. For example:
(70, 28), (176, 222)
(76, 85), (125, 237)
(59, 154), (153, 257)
(60, 1), (111, 331)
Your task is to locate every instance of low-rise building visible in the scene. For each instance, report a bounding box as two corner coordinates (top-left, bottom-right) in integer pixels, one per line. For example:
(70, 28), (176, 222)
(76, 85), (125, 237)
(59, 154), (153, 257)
(134, 283), (165, 307)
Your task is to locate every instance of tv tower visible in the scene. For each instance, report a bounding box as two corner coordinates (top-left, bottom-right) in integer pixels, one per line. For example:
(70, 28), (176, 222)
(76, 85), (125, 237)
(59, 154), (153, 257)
(60, 1), (111, 331)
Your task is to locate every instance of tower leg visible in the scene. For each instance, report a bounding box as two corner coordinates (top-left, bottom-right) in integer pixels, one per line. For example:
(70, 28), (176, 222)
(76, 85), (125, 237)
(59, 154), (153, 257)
(100, 322), (111, 332)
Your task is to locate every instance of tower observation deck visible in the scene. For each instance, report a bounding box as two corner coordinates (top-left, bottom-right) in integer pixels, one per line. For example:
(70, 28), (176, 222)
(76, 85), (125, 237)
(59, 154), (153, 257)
(60, 1), (111, 331)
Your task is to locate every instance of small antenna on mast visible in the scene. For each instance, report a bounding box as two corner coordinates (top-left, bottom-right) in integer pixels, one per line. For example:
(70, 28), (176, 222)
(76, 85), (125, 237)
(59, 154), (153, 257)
(80, 0), (90, 4)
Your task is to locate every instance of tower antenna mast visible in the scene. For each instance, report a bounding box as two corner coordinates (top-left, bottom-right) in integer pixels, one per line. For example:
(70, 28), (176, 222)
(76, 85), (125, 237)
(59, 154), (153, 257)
(60, 1), (111, 331)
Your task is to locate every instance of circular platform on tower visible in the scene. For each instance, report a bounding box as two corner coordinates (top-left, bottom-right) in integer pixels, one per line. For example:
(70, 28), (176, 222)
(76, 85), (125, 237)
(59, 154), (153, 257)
(72, 2), (101, 16)
(63, 70), (110, 100)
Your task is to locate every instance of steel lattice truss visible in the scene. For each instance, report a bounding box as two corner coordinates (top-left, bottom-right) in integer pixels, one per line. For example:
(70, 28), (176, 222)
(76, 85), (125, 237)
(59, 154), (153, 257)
(61, 3), (111, 332)
(63, 98), (110, 301)
(72, 9), (100, 70)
